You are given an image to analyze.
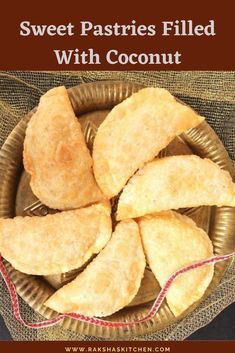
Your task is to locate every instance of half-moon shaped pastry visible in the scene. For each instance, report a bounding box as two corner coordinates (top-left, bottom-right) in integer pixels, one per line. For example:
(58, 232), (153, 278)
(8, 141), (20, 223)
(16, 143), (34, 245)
(0, 202), (111, 275)
(45, 219), (146, 317)
(138, 211), (214, 316)
(93, 87), (204, 198)
(23, 86), (104, 210)
(117, 155), (235, 220)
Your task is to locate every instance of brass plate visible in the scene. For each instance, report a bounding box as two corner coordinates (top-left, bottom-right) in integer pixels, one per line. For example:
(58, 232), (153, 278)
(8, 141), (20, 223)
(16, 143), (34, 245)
(0, 81), (234, 339)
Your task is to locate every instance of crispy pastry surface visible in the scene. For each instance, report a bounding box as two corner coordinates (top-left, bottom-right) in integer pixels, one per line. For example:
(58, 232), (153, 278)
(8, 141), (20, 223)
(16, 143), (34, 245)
(93, 87), (204, 198)
(0, 202), (111, 275)
(23, 86), (104, 210)
(138, 211), (214, 316)
(117, 155), (235, 220)
(45, 219), (146, 317)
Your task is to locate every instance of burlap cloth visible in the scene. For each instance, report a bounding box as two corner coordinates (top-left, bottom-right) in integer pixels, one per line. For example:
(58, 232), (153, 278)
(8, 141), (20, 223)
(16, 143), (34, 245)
(0, 71), (234, 341)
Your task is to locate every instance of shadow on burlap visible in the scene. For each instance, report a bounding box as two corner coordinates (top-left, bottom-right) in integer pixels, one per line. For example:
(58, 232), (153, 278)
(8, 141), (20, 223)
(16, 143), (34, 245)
(0, 71), (234, 341)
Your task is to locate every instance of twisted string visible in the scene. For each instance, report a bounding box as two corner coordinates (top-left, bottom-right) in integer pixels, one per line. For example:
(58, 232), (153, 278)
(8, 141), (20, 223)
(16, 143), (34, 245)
(0, 252), (234, 329)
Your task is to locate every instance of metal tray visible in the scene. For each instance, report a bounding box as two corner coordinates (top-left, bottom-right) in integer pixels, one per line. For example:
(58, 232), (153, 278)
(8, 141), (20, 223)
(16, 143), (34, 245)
(0, 81), (234, 339)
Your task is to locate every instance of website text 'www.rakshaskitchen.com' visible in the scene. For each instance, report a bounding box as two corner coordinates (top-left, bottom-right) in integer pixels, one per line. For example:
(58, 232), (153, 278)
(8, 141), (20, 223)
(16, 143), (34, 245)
(65, 346), (170, 352)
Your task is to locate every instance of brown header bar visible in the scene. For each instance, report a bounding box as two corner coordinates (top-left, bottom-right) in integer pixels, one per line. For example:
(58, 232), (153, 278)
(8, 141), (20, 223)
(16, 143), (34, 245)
(0, 0), (234, 70)
(1, 340), (235, 353)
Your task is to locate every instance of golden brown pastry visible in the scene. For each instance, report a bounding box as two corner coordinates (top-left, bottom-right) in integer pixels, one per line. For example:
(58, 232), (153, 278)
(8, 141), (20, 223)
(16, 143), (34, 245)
(45, 219), (146, 317)
(0, 202), (111, 275)
(93, 87), (204, 198)
(23, 86), (104, 210)
(138, 211), (214, 316)
(117, 155), (235, 220)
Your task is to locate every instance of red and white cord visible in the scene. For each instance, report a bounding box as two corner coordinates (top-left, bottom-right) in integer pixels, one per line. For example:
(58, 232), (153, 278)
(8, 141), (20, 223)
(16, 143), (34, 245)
(0, 252), (234, 329)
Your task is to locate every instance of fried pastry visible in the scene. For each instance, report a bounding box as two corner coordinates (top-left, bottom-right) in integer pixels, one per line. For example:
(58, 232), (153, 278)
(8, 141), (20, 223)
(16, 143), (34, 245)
(117, 155), (235, 220)
(45, 219), (146, 317)
(0, 202), (111, 275)
(93, 87), (204, 198)
(138, 211), (214, 316)
(23, 86), (104, 210)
